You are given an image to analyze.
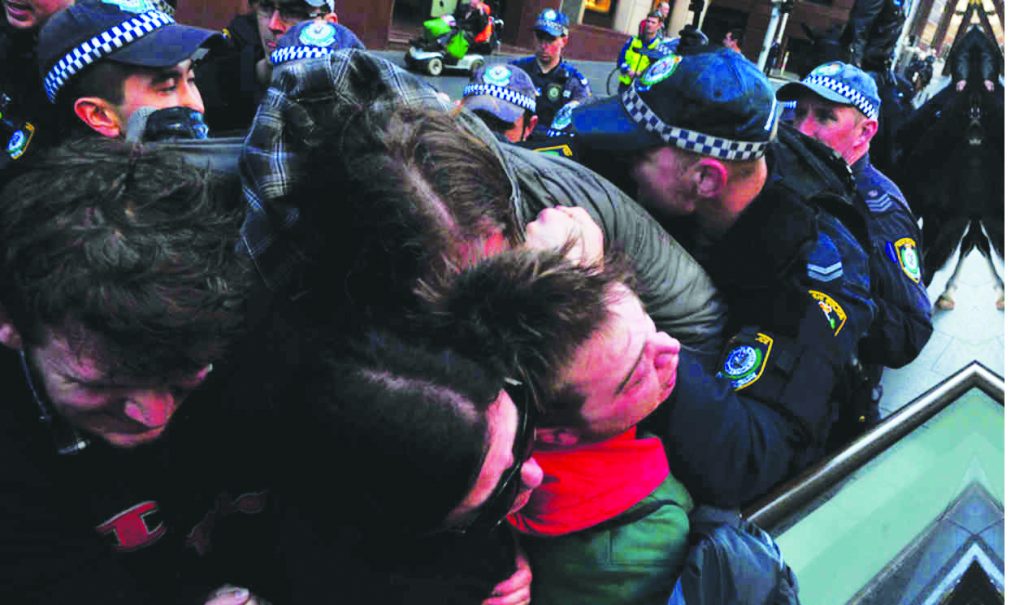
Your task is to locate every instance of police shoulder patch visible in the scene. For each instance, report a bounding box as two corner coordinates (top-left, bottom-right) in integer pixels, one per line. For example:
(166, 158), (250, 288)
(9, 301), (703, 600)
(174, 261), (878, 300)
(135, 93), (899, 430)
(639, 55), (681, 88)
(300, 22), (336, 47)
(809, 290), (847, 336)
(894, 237), (921, 283)
(718, 333), (773, 391)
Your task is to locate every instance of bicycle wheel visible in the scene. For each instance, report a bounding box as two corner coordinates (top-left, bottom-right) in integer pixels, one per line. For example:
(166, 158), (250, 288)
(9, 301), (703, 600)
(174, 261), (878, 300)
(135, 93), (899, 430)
(606, 67), (621, 96)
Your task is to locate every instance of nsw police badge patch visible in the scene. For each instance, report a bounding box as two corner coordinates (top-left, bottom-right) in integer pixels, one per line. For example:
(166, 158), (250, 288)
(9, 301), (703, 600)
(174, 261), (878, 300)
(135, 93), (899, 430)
(894, 237), (921, 283)
(809, 290), (847, 336)
(639, 55), (681, 89)
(718, 333), (773, 391)
(483, 65), (512, 87)
(103, 0), (155, 13)
(546, 83), (564, 102)
(300, 22), (336, 47)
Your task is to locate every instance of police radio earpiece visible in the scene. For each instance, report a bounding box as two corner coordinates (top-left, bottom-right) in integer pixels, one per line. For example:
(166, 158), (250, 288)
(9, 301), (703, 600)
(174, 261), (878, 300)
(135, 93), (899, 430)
(0, 93), (36, 162)
(18, 350), (90, 456)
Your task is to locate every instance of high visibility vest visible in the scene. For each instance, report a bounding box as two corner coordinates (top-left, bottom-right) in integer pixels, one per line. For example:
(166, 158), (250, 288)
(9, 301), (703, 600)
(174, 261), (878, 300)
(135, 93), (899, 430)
(619, 36), (663, 86)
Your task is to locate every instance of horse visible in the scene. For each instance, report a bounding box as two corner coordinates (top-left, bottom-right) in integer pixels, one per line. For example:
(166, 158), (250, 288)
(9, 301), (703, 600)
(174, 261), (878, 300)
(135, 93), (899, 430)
(895, 83), (1004, 310)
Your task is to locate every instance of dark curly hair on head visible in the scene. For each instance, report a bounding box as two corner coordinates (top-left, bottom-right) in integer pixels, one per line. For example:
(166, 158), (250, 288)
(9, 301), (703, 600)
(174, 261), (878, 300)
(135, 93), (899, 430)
(418, 246), (636, 429)
(0, 137), (252, 378)
(284, 103), (519, 333)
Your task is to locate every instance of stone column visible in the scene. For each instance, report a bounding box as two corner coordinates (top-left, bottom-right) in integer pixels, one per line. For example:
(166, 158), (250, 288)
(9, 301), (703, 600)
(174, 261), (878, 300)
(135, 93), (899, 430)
(667, 0), (690, 35)
(612, 0), (651, 34)
(561, 0), (587, 23)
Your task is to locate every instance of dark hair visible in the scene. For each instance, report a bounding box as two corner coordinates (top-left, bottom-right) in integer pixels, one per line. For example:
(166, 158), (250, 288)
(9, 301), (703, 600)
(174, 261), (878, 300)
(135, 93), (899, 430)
(285, 104), (519, 332)
(0, 137), (251, 377)
(419, 247), (634, 428)
(54, 60), (135, 136)
(296, 329), (503, 536)
(726, 27), (744, 45)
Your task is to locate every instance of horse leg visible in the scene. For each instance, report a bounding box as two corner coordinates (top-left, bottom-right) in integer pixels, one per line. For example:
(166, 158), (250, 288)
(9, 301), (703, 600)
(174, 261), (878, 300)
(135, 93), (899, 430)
(977, 221), (1005, 309)
(922, 215), (968, 288)
(935, 222), (980, 310)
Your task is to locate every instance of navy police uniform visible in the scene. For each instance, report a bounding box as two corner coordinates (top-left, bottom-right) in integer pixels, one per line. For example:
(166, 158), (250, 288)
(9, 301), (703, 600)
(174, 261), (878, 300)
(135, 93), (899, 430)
(509, 56), (591, 140)
(777, 62), (932, 447)
(510, 9), (591, 140)
(840, 154), (931, 432)
(570, 50), (876, 507)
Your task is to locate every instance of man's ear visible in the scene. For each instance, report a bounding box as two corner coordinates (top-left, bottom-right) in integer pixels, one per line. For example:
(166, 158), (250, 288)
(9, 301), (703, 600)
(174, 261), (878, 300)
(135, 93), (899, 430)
(535, 427), (581, 449)
(73, 97), (124, 138)
(523, 114), (539, 140)
(857, 118), (879, 146)
(691, 157), (729, 198)
(0, 305), (23, 350)
(324, 13), (339, 24)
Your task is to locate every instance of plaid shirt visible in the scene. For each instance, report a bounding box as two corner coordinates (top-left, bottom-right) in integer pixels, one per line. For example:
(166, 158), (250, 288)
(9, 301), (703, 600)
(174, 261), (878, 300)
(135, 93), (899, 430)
(239, 49), (521, 290)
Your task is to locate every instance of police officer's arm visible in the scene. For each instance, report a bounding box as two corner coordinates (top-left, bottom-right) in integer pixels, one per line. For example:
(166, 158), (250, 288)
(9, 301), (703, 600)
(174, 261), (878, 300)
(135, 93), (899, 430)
(502, 144), (727, 367)
(565, 68), (593, 102)
(846, 0), (886, 66)
(618, 40), (632, 74)
(661, 281), (871, 508)
(860, 214), (933, 367)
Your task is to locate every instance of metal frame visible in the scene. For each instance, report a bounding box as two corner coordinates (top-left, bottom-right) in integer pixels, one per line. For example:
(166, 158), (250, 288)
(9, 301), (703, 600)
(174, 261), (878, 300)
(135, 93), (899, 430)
(744, 361), (1004, 530)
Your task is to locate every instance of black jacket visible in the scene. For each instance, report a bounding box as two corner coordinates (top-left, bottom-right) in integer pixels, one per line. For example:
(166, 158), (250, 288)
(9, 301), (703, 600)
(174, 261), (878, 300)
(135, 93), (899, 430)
(950, 26), (1001, 86)
(840, 0), (907, 70)
(0, 24), (58, 172)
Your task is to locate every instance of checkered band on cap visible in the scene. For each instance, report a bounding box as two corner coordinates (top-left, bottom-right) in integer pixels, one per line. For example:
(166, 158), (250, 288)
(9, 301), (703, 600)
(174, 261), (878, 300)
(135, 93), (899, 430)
(802, 74), (880, 119)
(43, 10), (175, 102)
(621, 88), (771, 161)
(269, 45), (332, 65)
(463, 83), (537, 113)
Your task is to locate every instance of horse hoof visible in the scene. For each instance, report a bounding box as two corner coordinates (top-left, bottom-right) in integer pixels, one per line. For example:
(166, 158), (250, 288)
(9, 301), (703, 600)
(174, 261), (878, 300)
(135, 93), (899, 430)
(936, 294), (956, 310)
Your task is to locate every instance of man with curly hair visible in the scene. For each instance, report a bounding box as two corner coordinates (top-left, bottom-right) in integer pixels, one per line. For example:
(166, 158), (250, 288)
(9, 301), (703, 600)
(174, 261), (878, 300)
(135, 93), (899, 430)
(0, 138), (270, 604)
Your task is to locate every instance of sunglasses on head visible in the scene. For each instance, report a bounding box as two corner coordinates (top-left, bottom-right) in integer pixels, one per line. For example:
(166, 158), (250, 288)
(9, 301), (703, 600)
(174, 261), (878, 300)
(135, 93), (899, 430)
(449, 377), (537, 535)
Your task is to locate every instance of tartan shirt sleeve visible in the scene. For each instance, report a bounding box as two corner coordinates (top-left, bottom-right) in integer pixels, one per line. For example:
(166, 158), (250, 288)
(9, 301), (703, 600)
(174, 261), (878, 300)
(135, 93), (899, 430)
(238, 49), (450, 290)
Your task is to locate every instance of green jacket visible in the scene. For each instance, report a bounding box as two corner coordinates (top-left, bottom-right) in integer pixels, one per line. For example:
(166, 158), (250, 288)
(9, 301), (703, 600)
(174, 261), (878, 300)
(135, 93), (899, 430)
(523, 475), (694, 605)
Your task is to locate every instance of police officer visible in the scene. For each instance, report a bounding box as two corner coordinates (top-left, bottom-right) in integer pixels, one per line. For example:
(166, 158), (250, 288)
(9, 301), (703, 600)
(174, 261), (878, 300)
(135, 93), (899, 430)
(38, 0), (220, 140)
(509, 9), (591, 141)
(459, 63), (539, 143)
(0, 0), (72, 171)
(568, 48), (877, 506)
(778, 62), (932, 445)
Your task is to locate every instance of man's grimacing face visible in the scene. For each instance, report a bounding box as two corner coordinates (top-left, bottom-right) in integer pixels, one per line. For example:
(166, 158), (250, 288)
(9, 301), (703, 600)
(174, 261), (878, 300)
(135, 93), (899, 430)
(22, 327), (212, 448)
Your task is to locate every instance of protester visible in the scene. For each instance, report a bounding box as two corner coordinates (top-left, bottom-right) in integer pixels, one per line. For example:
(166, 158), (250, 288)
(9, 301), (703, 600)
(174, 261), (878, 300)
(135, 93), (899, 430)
(0, 137), (271, 604)
(570, 48), (876, 506)
(38, 0), (219, 140)
(778, 61), (932, 445)
(427, 248), (694, 605)
(459, 63), (538, 143)
(617, 12), (668, 92)
(509, 9), (591, 140)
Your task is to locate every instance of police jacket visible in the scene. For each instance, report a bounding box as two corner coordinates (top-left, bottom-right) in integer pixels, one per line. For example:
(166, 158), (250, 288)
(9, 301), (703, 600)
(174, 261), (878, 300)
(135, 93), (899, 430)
(234, 49), (726, 366)
(509, 56), (591, 137)
(0, 348), (282, 604)
(195, 13), (265, 135)
(652, 126), (876, 507)
(851, 153), (932, 369)
(0, 24), (57, 171)
(840, 0), (907, 70)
